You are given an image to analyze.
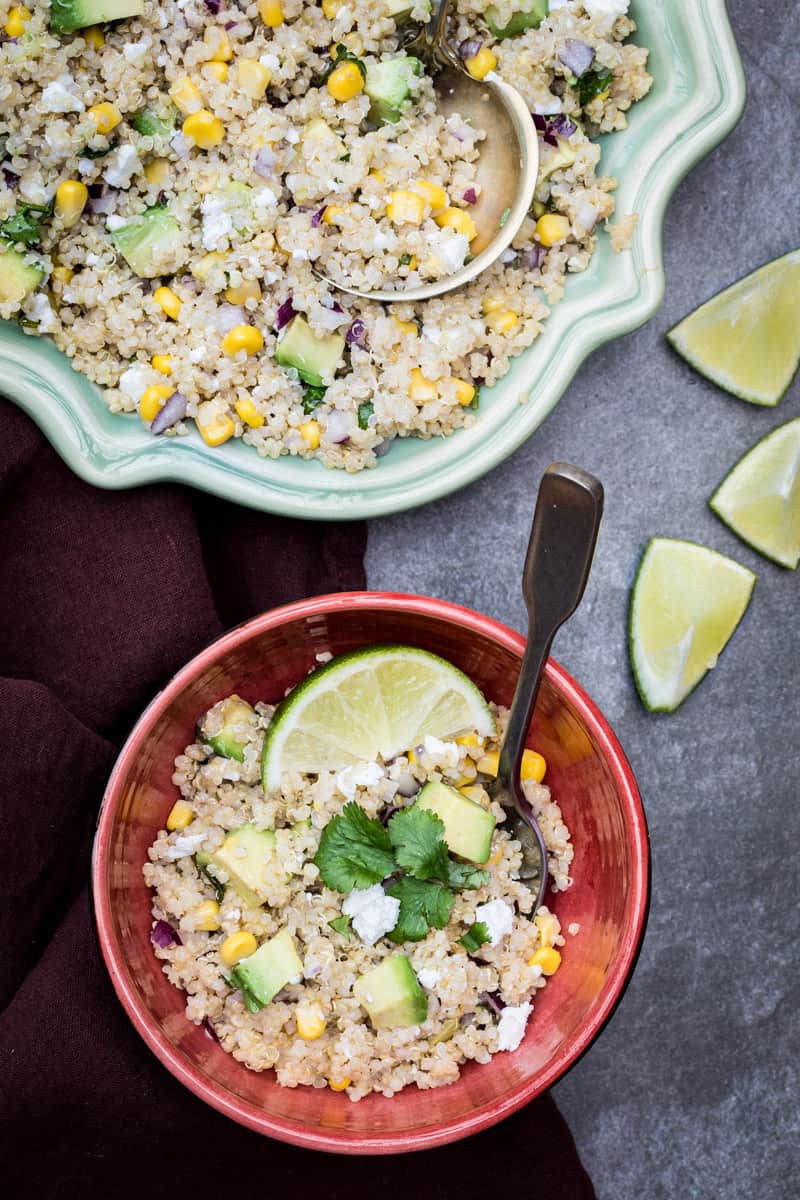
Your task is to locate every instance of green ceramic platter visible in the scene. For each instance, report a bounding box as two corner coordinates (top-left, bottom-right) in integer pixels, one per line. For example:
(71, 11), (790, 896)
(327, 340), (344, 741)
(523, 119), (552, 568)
(0, 1), (745, 521)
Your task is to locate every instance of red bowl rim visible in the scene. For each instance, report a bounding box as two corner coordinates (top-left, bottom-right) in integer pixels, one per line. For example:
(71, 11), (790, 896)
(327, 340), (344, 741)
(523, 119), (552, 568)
(92, 590), (650, 1155)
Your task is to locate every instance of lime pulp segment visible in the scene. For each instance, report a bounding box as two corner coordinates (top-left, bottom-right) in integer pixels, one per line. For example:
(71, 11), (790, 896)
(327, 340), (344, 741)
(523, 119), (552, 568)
(629, 538), (756, 713)
(262, 645), (495, 791)
(667, 249), (800, 406)
(711, 417), (800, 569)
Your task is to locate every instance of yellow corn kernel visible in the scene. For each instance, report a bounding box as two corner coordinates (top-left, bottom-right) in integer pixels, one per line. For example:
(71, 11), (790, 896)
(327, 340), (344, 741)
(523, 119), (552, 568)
(368, 168), (385, 184)
(4, 5), (31, 37)
(204, 25), (233, 61)
(485, 308), (519, 334)
(203, 61), (228, 84)
(144, 157), (170, 186)
(225, 279), (261, 305)
(87, 102), (122, 135)
(296, 1001), (326, 1041)
(322, 204), (348, 226)
(153, 286), (182, 320)
(193, 900), (221, 932)
(408, 368), (438, 403)
(435, 206), (477, 241)
(521, 748), (547, 783)
(487, 845), (504, 867)
(456, 733), (482, 748)
(83, 24), (104, 49)
(528, 946), (562, 975)
(465, 46), (497, 81)
(411, 178), (448, 215)
(139, 384), (174, 422)
(327, 1077), (351, 1092)
(52, 265), (73, 286)
(536, 213), (571, 247)
(476, 751), (500, 777)
(165, 799), (193, 831)
(327, 60), (364, 102)
(387, 190), (427, 226)
(407, 748), (417, 765)
(54, 180), (88, 229)
(321, 0), (341, 16)
(453, 378), (476, 406)
(222, 323), (264, 357)
(482, 296), (503, 314)
(535, 909), (559, 950)
(258, 0), (284, 27)
(299, 420), (321, 450)
(169, 75), (203, 114)
(191, 251), (227, 282)
(220, 930), (257, 966)
(183, 110), (225, 149)
(235, 396), (265, 428)
(459, 784), (486, 804)
(151, 354), (173, 376)
(196, 400), (235, 446)
(237, 59), (271, 99)
(394, 317), (418, 337)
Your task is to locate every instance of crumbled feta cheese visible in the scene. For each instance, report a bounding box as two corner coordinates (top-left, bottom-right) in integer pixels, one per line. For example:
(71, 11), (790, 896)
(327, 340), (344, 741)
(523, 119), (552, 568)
(475, 899), (515, 946)
(342, 884), (400, 946)
(291, 247), (309, 260)
(336, 761), (384, 800)
(85, 253), (101, 267)
(568, 922), (581, 935)
(253, 186), (278, 218)
(105, 214), (127, 231)
(41, 76), (84, 114)
(201, 192), (234, 251)
(422, 735), (460, 769)
(24, 294), (56, 332)
(118, 365), (153, 400)
(166, 832), (205, 859)
(433, 231), (469, 275)
(497, 1002), (532, 1052)
(584, 0), (629, 16)
(417, 968), (440, 989)
(284, 127), (300, 144)
(189, 346), (205, 363)
(104, 145), (139, 188)
(533, 98), (563, 116)
(123, 39), (150, 66)
(259, 52), (280, 72)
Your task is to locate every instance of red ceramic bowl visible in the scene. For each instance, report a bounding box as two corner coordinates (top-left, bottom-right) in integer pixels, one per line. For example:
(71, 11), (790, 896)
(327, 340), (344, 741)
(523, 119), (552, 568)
(93, 592), (649, 1154)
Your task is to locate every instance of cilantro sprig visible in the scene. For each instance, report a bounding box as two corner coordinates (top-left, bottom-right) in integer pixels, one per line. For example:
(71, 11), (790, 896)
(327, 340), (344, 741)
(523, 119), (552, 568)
(386, 877), (454, 943)
(314, 801), (396, 891)
(575, 66), (613, 107)
(459, 921), (490, 954)
(0, 200), (53, 246)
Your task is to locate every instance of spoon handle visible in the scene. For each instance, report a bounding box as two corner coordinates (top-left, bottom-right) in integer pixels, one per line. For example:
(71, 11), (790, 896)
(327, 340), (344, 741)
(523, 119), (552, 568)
(424, 0), (454, 50)
(497, 463), (604, 790)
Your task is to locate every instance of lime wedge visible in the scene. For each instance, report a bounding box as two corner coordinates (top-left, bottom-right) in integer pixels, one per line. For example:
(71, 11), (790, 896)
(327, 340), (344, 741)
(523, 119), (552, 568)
(629, 538), (756, 713)
(711, 417), (800, 569)
(667, 249), (800, 406)
(262, 645), (495, 791)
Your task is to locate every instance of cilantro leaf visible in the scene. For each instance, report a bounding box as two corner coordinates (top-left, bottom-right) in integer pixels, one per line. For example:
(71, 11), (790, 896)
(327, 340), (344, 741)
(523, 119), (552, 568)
(576, 66), (613, 107)
(447, 861), (490, 890)
(194, 853), (225, 904)
(324, 43), (367, 82)
(0, 200), (52, 246)
(314, 801), (396, 892)
(385, 877), (454, 943)
(302, 383), (327, 414)
(458, 921), (490, 954)
(357, 400), (373, 430)
(388, 806), (450, 882)
(399, 253), (413, 267)
(328, 914), (353, 940)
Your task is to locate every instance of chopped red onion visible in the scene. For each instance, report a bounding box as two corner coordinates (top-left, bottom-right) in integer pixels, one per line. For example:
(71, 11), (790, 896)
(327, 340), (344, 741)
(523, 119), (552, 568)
(394, 770), (419, 797)
(203, 1018), (218, 1040)
(253, 146), (277, 178)
(87, 185), (119, 214)
(316, 305), (349, 331)
(345, 317), (366, 347)
(2, 167), (19, 189)
(150, 391), (187, 435)
(150, 920), (181, 948)
(213, 304), (247, 333)
(550, 112), (577, 139)
(559, 38), (595, 79)
(462, 187), (477, 205)
(479, 991), (505, 1015)
(379, 803), (403, 826)
(275, 297), (296, 331)
(458, 38), (483, 59)
(531, 113), (558, 147)
(522, 245), (544, 270)
(374, 436), (394, 458)
(324, 408), (351, 444)
(203, 0), (220, 10)
(224, 19), (237, 29)
(310, 206), (326, 227)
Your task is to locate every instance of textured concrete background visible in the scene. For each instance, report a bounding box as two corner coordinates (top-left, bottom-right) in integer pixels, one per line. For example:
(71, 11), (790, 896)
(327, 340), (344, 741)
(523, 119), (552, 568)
(367, 3), (799, 1195)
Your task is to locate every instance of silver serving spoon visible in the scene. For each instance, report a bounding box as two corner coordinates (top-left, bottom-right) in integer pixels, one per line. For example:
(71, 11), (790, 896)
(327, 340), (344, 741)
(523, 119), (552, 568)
(319, 0), (539, 304)
(489, 463), (604, 911)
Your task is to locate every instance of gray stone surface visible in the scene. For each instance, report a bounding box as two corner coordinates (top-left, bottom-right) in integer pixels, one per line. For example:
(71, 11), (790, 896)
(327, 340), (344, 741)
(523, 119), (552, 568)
(366, 3), (800, 1195)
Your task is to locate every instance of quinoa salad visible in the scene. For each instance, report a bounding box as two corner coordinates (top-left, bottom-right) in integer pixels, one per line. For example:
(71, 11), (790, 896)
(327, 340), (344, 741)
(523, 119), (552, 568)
(144, 650), (574, 1100)
(0, 0), (650, 470)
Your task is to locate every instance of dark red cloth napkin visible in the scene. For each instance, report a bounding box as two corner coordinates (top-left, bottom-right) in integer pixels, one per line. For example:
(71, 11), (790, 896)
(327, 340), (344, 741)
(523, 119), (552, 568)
(0, 399), (594, 1199)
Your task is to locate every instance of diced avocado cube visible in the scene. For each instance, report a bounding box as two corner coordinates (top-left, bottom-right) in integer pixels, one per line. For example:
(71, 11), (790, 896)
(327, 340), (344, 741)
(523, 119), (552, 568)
(230, 928), (303, 1010)
(0, 245), (43, 305)
(276, 314), (345, 387)
(199, 695), (257, 762)
(417, 780), (496, 864)
(209, 824), (277, 909)
(353, 955), (428, 1029)
(487, 0), (548, 40)
(50, 0), (144, 36)
(364, 56), (422, 125)
(109, 205), (188, 279)
(538, 137), (578, 184)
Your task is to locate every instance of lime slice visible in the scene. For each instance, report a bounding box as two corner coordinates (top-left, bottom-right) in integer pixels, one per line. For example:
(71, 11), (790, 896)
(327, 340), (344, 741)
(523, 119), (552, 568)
(667, 249), (800, 406)
(629, 538), (756, 713)
(262, 645), (495, 791)
(711, 417), (800, 569)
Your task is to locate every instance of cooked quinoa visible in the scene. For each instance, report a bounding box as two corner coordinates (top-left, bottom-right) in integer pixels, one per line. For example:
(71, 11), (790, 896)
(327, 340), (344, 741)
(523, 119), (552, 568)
(143, 695), (574, 1100)
(0, 0), (650, 470)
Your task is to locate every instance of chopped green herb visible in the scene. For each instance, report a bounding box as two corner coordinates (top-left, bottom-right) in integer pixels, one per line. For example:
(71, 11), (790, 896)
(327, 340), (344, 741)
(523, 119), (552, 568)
(302, 383), (327, 413)
(385, 876), (455, 943)
(399, 253), (413, 267)
(458, 921), (490, 954)
(194, 853), (225, 904)
(0, 200), (52, 246)
(469, 388), (480, 411)
(324, 43), (367, 82)
(313, 801), (396, 892)
(388, 805), (450, 883)
(328, 914), (353, 939)
(81, 145), (112, 159)
(357, 400), (374, 430)
(498, 207), (511, 228)
(576, 66), (613, 107)
(446, 861), (489, 890)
